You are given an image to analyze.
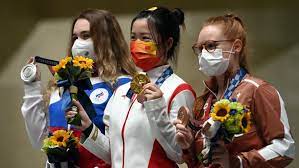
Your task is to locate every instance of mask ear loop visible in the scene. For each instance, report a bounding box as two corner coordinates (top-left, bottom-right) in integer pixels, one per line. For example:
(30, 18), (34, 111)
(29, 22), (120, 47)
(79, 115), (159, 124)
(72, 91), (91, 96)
(222, 41), (236, 61)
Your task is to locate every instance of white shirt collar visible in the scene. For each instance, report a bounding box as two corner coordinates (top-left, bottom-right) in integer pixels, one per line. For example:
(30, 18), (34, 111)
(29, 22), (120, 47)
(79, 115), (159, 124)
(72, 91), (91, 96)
(145, 64), (171, 83)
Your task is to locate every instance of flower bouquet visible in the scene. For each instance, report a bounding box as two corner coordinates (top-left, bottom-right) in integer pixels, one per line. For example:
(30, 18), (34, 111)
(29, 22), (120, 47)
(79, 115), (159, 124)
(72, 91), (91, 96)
(42, 130), (79, 168)
(199, 98), (252, 165)
(209, 99), (252, 137)
(52, 56), (96, 126)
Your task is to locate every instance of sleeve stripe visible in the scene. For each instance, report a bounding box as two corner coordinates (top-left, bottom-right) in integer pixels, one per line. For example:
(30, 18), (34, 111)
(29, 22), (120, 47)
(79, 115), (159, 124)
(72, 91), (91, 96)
(243, 79), (260, 88)
(237, 156), (243, 168)
(257, 90), (295, 160)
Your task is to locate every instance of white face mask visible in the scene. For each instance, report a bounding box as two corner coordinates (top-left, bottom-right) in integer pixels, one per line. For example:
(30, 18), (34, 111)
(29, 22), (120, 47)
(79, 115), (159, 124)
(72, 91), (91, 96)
(198, 47), (235, 76)
(71, 38), (96, 60)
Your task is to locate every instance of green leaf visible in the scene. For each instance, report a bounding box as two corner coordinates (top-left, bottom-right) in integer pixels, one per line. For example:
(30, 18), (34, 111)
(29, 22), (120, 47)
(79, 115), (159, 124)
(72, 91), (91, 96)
(78, 70), (92, 80)
(67, 113), (82, 126)
(57, 68), (69, 79)
(54, 73), (62, 81)
(69, 66), (81, 77)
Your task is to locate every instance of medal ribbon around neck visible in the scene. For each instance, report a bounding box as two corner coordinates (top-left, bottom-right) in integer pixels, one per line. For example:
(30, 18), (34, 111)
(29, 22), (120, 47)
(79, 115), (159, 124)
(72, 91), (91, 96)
(126, 67), (173, 99)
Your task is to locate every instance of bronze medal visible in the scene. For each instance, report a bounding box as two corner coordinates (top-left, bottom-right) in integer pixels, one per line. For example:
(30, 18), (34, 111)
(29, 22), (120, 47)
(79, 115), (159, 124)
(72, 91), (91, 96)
(177, 106), (190, 127)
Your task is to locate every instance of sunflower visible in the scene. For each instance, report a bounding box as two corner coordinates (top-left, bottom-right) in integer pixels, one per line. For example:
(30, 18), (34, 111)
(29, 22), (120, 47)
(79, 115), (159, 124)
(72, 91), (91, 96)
(52, 64), (61, 73)
(59, 57), (72, 69)
(49, 130), (71, 148)
(240, 111), (252, 133)
(73, 56), (93, 69)
(210, 99), (231, 122)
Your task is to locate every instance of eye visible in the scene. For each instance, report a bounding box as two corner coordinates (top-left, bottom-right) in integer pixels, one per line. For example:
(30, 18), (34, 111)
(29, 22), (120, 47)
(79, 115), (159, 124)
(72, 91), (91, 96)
(192, 44), (203, 55)
(205, 41), (217, 52)
(130, 34), (136, 40)
(197, 45), (203, 52)
(81, 32), (91, 40)
(72, 34), (78, 41)
(142, 35), (152, 42)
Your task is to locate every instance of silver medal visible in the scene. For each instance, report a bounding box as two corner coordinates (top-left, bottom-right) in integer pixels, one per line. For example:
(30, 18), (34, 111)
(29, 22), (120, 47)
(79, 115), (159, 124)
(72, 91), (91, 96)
(20, 63), (37, 83)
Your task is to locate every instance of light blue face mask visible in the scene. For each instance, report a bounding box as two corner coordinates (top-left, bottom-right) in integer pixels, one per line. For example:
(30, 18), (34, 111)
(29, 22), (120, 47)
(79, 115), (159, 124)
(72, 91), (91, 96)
(71, 38), (96, 60)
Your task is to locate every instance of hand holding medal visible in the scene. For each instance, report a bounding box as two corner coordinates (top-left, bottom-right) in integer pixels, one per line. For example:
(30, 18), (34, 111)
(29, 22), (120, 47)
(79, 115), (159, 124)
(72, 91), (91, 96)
(174, 106), (194, 149)
(20, 57), (42, 83)
(130, 72), (151, 103)
(177, 106), (190, 127)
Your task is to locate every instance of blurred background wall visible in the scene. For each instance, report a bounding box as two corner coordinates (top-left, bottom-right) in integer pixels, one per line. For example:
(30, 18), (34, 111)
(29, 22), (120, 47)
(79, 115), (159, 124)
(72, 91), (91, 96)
(0, 0), (298, 167)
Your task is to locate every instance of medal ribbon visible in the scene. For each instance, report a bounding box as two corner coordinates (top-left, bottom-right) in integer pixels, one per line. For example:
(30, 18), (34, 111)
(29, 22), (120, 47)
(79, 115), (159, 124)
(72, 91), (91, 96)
(223, 68), (247, 99)
(126, 67), (173, 99)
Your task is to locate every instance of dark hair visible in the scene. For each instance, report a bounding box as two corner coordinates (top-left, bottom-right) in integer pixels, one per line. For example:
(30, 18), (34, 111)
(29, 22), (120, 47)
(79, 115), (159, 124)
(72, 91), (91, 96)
(131, 7), (185, 62)
(68, 9), (136, 81)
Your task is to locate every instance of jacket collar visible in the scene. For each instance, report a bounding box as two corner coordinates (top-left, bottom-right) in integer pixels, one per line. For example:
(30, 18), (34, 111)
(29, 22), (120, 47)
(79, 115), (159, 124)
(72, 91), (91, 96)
(202, 72), (250, 99)
(145, 64), (171, 83)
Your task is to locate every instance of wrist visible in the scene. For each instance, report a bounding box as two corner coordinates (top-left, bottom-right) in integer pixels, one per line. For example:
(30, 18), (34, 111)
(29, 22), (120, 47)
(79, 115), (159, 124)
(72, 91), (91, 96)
(83, 123), (93, 137)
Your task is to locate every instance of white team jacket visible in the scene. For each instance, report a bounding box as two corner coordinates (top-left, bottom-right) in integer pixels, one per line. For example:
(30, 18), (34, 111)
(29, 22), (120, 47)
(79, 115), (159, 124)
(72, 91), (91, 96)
(21, 77), (127, 149)
(82, 65), (196, 168)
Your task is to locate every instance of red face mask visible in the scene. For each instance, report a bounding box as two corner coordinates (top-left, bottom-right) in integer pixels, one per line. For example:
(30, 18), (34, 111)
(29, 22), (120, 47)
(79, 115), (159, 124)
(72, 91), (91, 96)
(130, 40), (161, 71)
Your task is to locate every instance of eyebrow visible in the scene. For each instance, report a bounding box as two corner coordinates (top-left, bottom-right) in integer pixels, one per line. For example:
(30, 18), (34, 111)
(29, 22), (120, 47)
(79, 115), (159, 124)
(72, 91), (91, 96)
(72, 30), (90, 36)
(131, 32), (151, 35)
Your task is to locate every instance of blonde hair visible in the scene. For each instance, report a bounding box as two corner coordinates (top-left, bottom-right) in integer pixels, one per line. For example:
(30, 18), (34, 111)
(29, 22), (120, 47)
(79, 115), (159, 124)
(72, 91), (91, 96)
(68, 9), (136, 81)
(43, 9), (136, 109)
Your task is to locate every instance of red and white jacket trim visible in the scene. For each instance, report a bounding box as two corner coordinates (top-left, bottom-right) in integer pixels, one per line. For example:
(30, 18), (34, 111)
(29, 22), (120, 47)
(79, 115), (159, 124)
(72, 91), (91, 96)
(82, 65), (196, 168)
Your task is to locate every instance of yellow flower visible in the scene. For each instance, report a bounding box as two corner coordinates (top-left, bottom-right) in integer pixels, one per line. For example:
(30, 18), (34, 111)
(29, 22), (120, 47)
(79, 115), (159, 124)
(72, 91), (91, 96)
(84, 58), (93, 69)
(73, 56), (93, 69)
(52, 64), (61, 73)
(59, 57), (72, 69)
(240, 112), (252, 133)
(211, 99), (231, 122)
(49, 130), (71, 148)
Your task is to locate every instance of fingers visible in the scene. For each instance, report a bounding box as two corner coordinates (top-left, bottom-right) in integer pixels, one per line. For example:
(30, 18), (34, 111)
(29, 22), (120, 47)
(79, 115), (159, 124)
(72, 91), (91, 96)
(72, 100), (84, 112)
(176, 123), (189, 133)
(66, 100), (92, 130)
(142, 83), (163, 101)
(65, 111), (78, 119)
(48, 65), (55, 75)
(175, 132), (191, 149)
(173, 119), (182, 126)
(35, 64), (41, 81)
(27, 57), (35, 64)
(143, 88), (155, 95)
(176, 124), (193, 143)
(143, 83), (159, 92)
(71, 100), (89, 120)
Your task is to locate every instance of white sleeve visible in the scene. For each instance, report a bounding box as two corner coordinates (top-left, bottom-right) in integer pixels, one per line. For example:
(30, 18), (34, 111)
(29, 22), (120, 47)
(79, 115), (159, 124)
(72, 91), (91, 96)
(21, 81), (49, 149)
(81, 124), (111, 164)
(81, 92), (114, 164)
(144, 90), (195, 163)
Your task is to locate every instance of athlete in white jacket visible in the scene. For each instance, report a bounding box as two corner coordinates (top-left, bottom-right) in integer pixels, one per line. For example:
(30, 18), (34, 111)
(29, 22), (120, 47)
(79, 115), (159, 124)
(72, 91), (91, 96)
(78, 65), (195, 168)
(66, 7), (196, 168)
(21, 9), (137, 168)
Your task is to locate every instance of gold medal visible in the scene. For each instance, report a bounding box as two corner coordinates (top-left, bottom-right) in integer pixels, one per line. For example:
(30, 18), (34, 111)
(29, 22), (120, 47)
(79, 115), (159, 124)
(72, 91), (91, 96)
(130, 72), (150, 94)
(177, 106), (190, 127)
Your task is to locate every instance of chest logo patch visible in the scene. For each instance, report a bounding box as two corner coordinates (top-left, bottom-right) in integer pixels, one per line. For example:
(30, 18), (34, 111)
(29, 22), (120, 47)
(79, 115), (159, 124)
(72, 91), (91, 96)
(89, 88), (109, 104)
